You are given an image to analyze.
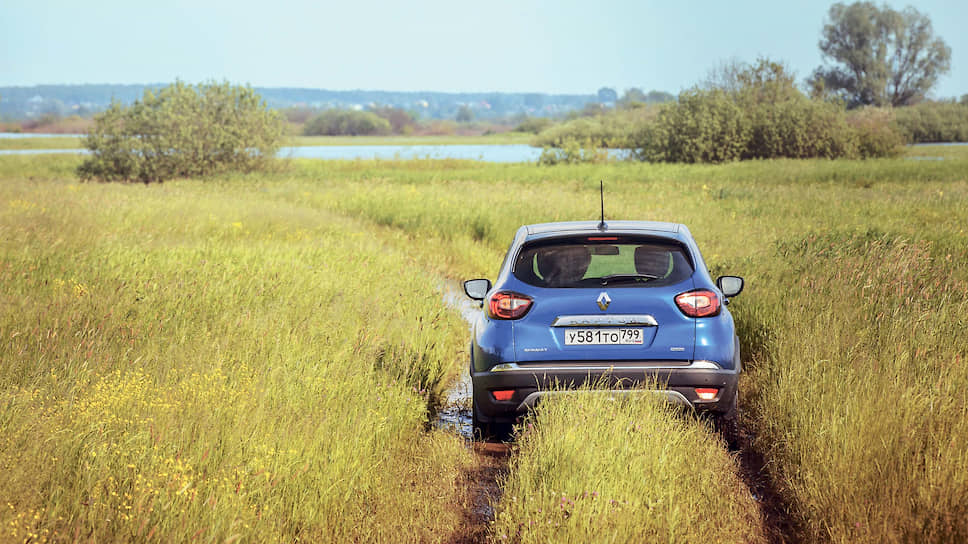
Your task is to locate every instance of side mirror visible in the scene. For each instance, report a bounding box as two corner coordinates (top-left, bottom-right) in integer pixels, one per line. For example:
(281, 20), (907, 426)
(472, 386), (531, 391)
(716, 276), (744, 298)
(463, 278), (492, 301)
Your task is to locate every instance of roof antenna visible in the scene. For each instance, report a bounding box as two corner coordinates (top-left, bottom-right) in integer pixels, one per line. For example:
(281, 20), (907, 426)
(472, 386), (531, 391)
(597, 180), (606, 231)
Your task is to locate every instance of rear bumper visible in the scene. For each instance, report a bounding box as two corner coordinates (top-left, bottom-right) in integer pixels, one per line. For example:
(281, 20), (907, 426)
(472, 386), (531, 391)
(472, 360), (738, 424)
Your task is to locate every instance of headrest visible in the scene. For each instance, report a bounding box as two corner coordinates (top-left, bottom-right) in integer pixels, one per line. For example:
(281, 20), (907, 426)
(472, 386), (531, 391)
(634, 246), (671, 278)
(536, 246), (592, 286)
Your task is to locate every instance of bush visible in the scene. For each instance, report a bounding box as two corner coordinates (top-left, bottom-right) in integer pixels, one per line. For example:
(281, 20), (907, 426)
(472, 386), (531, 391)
(538, 59), (904, 164)
(639, 89), (751, 163)
(894, 101), (968, 143)
(302, 109), (391, 136)
(78, 81), (285, 183)
(847, 107), (905, 158)
(513, 116), (554, 134)
(743, 97), (860, 160)
(638, 60), (903, 163)
(537, 139), (610, 165)
(533, 107), (657, 149)
(369, 106), (417, 135)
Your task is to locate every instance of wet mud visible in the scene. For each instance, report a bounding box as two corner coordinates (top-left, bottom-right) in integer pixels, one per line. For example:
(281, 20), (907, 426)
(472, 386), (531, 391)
(438, 283), (511, 543)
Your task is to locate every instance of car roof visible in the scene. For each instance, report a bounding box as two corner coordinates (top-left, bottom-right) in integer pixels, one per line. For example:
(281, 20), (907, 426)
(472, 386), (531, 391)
(524, 220), (684, 240)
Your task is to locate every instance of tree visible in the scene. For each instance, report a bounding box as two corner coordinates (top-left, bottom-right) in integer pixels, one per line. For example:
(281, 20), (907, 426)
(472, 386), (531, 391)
(597, 87), (618, 104)
(810, 2), (951, 107)
(618, 88), (647, 108)
(303, 109), (391, 136)
(78, 81), (285, 183)
(645, 90), (675, 104)
(456, 104), (474, 123)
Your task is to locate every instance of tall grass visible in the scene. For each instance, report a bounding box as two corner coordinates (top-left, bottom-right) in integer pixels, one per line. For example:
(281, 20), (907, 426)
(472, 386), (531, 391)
(265, 150), (968, 542)
(492, 391), (765, 543)
(739, 232), (968, 542)
(0, 161), (473, 542)
(3, 149), (968, 542)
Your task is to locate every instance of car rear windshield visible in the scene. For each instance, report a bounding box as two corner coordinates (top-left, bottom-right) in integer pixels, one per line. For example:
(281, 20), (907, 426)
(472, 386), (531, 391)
(512, 236), (694, 288)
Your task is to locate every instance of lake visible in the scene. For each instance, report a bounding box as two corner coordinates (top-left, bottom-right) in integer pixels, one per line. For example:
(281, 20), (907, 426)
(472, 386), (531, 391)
(0, 139), (544, 163)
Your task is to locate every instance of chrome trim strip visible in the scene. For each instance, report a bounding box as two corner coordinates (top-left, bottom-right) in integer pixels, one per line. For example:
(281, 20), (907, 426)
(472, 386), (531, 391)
(551, 314), (658, 327)
(489, 360), (722, 372)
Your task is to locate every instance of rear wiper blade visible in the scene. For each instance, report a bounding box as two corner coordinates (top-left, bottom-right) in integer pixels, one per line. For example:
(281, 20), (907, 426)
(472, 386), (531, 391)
(600, 273), (658, 286)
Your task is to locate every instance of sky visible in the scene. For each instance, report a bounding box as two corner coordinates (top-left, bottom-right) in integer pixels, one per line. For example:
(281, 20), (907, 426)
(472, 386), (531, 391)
(1, 0), (966, 98)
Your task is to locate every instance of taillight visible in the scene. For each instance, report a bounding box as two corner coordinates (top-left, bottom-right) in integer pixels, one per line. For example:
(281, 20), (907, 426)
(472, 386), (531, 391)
(675, 289), (721, 317)
(487, 291), (533, 320)
(695, 388), (719, 401)
(491, 389), (515, 402)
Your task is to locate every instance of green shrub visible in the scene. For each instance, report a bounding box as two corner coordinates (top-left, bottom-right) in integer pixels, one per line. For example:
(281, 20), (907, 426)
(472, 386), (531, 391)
(639, 61), (903, 163)
(894, 101), (968, 143)
(302, 109), (391, 136)
(743, 97), (856, 159)
(537, 139), (611, 165)
(540, 59), (905, 164)
(77, 81), (285, 183)
(369, 106), (417, 135)
(513, 116), (554, 134)
(847, 107), (905, 158)
(639, 88), (751, 163)
(533, 107), (657, 150)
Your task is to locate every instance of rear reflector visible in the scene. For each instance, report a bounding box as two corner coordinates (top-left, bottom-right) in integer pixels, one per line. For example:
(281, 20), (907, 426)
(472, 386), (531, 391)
(491, 389), (515, 402)
(695, 388), (719, 401)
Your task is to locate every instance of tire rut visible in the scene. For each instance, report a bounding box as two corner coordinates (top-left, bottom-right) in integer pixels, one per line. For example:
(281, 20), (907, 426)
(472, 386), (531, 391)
(727, 417), (802, 544)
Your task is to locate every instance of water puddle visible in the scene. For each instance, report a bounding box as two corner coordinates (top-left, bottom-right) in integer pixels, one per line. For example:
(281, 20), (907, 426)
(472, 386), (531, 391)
(436, 281), (479, 440)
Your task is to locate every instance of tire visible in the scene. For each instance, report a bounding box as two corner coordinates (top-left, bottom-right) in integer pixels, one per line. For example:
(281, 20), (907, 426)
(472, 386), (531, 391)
(472, 396), (512, 442)
(712, 390), (739, 442)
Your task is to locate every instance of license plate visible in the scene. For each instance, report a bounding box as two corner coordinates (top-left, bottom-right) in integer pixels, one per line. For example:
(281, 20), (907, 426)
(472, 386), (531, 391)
(564, 328), (644, 345)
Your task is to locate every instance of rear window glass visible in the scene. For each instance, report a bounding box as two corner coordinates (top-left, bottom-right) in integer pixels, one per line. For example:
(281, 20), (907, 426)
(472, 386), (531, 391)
(512, 236), (694, 288)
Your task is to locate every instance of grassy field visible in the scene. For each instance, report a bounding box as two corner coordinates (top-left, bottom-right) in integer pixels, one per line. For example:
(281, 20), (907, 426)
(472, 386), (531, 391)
(0, 137), (83, 150)
(0, 157), (477, 542)
(2, 148), (968, 542)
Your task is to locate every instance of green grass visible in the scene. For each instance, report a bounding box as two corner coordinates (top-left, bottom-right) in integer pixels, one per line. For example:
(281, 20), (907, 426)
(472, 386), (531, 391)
(3, 151), (968, 542)
(0, 160), (474, 542)
(257, 154), (968, 542)
(0, 136), (83, 150)
(492, 390), (765, 543)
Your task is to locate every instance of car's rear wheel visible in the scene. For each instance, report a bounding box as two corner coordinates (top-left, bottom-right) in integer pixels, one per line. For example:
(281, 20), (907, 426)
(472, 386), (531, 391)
(472, 396), (512, 442)
(712, 389), (738, 440)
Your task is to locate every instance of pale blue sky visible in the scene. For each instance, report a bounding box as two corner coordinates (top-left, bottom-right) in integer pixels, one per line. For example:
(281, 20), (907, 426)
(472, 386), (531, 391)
(1, 0), (965, 98)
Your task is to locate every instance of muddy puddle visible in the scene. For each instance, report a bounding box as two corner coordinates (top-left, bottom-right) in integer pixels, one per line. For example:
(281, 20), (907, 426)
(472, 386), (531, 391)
(435, 282), (480, 440)
(436, 281), (511, 541)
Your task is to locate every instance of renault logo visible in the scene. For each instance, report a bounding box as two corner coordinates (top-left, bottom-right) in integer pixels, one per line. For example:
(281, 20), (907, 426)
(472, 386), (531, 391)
(597, 292), (611, 311)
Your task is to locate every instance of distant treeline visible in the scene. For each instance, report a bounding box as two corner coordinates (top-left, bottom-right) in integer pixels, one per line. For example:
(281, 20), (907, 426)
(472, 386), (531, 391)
(0, 84), (609, 121)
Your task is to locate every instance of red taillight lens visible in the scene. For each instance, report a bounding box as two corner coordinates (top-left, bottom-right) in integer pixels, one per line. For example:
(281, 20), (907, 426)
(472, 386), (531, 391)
(487, 291), (533, 320)
(491, 389), (515, 402)
(695, 388), (719, 401)
(675, 289), (721, 317)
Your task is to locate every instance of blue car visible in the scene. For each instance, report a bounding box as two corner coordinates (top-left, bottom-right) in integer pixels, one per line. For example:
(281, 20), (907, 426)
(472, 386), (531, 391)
(463, 220), (745, 438)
